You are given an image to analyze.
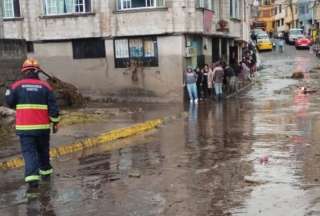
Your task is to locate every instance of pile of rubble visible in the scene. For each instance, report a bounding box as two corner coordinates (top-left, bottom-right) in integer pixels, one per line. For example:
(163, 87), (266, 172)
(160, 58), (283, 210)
(0, 106), (15, 134)
(291, 71), (305, 79)
(40, 71), (84, 107)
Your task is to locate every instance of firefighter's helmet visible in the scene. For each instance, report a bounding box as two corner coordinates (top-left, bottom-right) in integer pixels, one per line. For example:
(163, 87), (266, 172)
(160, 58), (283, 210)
(21, 58), (41, 73)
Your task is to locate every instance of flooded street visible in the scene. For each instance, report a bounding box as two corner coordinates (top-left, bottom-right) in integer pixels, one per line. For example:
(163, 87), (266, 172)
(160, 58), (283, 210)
(1, 46), (320, 216)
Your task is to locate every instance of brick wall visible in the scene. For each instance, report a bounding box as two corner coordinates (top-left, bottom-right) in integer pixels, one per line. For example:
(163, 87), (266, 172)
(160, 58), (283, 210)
(0, 39), (27, 105)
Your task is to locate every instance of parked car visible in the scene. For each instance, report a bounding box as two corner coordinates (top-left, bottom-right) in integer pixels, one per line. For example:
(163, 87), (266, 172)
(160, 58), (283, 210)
(251, 29), (267, 42)
(295, 37), (312, 49)
(288, 28), (304, 45)
(252, 28), (265, 36)
(256, 32), (269, 39)
(256, 36), (273, 51)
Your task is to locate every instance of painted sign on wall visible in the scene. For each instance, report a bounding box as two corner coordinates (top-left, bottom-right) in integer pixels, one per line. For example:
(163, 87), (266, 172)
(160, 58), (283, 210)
(204, 9), (214, 33)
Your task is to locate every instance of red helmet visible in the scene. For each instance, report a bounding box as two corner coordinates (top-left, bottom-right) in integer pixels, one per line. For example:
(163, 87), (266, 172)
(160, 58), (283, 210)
(21, 58), (41, 73)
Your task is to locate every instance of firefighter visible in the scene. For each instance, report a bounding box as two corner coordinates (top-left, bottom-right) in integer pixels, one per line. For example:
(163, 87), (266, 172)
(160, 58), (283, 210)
(5, 58), (59, 193)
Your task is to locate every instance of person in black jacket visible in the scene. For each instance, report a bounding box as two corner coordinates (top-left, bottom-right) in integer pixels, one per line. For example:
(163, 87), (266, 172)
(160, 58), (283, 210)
(195, 67), (204, 100)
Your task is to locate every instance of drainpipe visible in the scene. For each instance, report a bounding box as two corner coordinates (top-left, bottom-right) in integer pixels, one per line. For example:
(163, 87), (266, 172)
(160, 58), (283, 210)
(218, 0), (223, 60)
(219, 38), (222, 60)
(219, 0), (223, 20)
(0, 0), (3, 38)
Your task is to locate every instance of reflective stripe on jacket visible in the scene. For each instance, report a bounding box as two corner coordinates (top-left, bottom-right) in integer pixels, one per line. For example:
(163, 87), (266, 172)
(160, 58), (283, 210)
(5, 78), (60, 135)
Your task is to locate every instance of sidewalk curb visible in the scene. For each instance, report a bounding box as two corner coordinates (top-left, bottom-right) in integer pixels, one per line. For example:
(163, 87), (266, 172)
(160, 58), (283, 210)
(0, 118), (164, 170)
(226, 80), (255, 99)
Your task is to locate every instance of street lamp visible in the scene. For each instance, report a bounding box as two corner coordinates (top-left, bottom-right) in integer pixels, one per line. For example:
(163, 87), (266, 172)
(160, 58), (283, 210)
(253, 0), (259, 7)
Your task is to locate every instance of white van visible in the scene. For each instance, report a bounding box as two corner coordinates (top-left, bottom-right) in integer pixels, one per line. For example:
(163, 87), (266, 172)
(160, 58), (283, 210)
(288, 28), (304, 44)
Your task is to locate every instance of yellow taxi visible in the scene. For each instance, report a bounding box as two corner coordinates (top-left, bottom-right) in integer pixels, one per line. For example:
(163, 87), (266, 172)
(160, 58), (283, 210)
(256, 36), (273, 51)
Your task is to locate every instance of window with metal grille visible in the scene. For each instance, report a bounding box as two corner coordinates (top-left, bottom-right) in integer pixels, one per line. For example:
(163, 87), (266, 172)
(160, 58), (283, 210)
(196, 0), (214, 10)
(44, 0), (91, 15)
(2, 0), (20, 18)
(114, 37), (158, 68)
(117, 0), (165, 10)
(72, 38), (106, 59)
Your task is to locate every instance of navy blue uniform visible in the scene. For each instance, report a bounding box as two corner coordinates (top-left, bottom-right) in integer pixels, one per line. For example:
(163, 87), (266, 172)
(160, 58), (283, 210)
(5, 74), (59, 183)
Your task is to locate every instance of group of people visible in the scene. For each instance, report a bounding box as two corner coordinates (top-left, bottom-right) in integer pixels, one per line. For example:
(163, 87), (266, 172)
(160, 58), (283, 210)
(184, 51), (257, 103)
(185, 62), (224, 104)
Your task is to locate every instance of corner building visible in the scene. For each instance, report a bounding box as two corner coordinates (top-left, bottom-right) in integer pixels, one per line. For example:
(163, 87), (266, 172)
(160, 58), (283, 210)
(2, 0), (251, 102)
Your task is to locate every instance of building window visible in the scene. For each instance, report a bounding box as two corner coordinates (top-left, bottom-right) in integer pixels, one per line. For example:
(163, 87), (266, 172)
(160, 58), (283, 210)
(196, 0), (214, 10)
(299, 5), (304, 15)
(230, 0), (240, 19)
(26, 42), (34, 53)
(44, 0), (91, 16)
(117, 0), (165, 10)
(263, 0), (271, 5)
(72, 38), (106, 59)
(2, 0), (20, 18)
(114, 37), (158, 68)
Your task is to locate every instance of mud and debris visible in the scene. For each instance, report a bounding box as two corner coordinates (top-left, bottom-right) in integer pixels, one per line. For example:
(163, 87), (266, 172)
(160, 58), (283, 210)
(291, 71), (305, 79)
(0, 106), (15, 135)
(40, 71), (84, 107)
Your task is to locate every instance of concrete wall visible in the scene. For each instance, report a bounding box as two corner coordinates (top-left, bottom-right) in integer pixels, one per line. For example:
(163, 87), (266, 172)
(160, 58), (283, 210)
(0, 0), (3, 38)
(3, 0), (110, 40)
(29, 35), (185, 102)
(313, 5), (320, 23)
(241, 0), (251, 42)
(3, 0), (247, 40)
(0, 39), (27, 104)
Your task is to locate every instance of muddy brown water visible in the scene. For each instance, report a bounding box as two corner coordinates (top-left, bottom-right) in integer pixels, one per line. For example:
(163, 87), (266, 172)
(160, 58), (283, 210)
(1, 46), (320, 215)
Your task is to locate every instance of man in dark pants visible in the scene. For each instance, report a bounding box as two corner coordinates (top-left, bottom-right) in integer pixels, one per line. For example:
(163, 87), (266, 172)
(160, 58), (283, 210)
(5, 58), (60, 193)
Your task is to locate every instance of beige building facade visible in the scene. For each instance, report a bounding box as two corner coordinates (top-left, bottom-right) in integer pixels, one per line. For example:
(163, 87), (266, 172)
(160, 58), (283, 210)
(274, 0), (286, 33)
(284, 0), (299, 29)
(2, 0), (251, 102)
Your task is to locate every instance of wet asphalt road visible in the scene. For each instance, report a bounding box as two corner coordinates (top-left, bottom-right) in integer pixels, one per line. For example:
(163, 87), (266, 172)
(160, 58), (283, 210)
(1, 45), (320, 216)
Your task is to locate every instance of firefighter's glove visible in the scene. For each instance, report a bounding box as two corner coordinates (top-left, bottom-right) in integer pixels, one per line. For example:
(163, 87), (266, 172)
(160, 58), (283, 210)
(52, 123), (59, 134)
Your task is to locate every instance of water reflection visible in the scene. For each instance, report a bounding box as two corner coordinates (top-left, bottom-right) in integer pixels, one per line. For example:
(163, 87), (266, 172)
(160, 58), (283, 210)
(184, 101), (254, 215)
(186, 104), (198, 145)
(26, 188), (56, 216)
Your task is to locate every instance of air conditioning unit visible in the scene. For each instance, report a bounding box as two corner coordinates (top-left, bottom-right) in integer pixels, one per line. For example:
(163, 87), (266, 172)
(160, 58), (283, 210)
(185, 47), (196, 57)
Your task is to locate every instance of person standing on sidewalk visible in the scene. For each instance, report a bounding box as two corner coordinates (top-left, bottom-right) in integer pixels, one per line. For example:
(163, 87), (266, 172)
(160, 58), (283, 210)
(184, 66), (198, 104)
(195, 67), (203, 100)
(200, 65), (208, 99)
(5, 58), (60, 193)
(208, 63), (217, 98)
(212, 62), (225, 101)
